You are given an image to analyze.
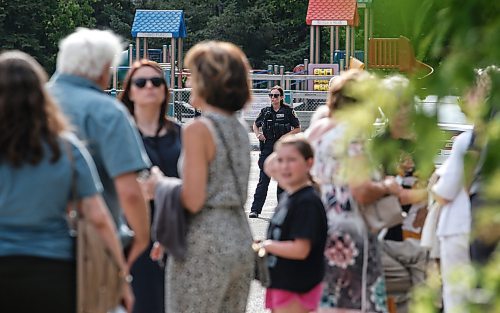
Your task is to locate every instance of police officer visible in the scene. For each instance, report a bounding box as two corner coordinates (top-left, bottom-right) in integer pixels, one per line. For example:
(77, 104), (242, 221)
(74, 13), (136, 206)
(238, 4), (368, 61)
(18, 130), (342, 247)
(249, 86), (300, 218)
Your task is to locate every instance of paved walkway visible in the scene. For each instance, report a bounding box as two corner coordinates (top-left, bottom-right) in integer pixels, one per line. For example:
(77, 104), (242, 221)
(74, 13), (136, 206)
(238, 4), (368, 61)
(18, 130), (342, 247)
(245, 133), (278, 312)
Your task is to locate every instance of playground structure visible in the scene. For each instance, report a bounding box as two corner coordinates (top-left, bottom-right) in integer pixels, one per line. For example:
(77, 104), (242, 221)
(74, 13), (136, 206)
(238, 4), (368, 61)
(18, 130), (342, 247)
(105, 2), (433, 127)
(130, 9), (186, 89)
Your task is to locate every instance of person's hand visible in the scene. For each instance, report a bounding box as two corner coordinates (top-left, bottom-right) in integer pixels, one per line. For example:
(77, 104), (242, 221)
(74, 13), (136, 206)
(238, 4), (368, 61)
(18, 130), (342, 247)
(150, 241), (165, 261)
(383, 176), (402, 195)
(138, 166), (164, 201)
(256, 133), (266, 141)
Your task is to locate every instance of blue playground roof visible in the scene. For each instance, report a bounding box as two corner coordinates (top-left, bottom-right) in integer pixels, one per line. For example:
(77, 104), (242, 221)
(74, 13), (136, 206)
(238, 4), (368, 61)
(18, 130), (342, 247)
(131, 10), (187, 38)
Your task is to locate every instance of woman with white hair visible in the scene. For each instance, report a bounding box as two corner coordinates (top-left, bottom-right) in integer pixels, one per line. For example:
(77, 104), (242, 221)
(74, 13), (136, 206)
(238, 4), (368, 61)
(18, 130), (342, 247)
(47, 28), (151, 269)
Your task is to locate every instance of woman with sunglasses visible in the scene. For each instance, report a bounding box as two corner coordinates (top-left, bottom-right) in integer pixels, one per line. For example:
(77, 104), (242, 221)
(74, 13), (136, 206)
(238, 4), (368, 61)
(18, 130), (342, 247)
(119, 60), (181, 313)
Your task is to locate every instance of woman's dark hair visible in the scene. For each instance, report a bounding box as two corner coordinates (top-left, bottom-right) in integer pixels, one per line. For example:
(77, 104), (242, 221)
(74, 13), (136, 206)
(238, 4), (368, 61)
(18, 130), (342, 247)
(0, 51), (69, 167)
(119, 59), (175, 135)
(184, 41), (251, 112)
(271, 85), (285, 106)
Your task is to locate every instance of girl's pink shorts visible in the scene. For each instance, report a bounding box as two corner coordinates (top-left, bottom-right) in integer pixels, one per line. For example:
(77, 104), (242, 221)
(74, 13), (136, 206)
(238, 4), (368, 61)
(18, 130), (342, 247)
(265, 283), (323, 311)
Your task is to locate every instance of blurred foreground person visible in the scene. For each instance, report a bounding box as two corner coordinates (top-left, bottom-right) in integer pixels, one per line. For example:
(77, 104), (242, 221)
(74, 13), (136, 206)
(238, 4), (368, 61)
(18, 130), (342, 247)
(145, 41), (254, 313)
(48, 28), (151, 266)
(0, 51), (132, 313)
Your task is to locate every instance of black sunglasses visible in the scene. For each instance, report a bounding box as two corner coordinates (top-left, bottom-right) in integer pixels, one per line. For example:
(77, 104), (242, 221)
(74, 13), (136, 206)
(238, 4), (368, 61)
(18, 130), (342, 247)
(133, 77), (165, 88)
(268, 93), (281, 98)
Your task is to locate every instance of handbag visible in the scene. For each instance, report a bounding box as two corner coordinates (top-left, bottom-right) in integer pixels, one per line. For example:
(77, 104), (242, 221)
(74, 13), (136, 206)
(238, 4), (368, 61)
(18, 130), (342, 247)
(356, 195), (404, 234)
(64, 140), (124, 313)
(206, 115), (271, 287)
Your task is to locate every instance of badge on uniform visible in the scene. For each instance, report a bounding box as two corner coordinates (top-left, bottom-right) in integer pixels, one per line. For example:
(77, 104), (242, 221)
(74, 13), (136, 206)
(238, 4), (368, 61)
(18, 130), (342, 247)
(292, 110), (298, 118)
(276, 113), (285, 118)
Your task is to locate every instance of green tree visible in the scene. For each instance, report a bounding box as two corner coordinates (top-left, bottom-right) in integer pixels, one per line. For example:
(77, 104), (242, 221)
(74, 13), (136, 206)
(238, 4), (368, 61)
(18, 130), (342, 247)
(0, 0), (95, 73)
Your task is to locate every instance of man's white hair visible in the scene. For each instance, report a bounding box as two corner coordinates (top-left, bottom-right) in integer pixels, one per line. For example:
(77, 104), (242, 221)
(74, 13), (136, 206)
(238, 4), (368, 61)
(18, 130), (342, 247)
(56, 28), (124, 80)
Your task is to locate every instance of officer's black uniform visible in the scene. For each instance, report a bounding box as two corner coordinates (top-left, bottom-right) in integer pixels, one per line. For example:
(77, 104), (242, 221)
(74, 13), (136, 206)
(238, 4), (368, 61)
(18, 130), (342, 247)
(250, 104), (300, 216)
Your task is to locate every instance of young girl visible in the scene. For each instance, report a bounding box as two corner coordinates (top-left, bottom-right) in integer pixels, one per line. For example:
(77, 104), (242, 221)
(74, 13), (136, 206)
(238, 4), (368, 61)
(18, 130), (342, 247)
(259, 134), (328, 313)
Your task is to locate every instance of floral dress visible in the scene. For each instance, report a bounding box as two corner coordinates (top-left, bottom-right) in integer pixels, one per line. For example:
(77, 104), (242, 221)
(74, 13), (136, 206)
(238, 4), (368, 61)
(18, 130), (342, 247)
(311, 123), (388, 313)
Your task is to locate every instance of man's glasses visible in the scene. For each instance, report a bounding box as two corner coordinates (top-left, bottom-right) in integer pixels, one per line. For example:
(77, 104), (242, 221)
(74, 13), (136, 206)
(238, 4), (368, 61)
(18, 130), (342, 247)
(133, 77), (165, 88)
(268, 93), (281, 98)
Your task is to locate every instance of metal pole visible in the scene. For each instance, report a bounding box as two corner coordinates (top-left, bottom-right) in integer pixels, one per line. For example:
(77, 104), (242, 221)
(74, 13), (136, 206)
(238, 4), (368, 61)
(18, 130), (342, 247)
(303, 58), (309, 90)
(170, 37), (175, 89)
(178, 39), (183, 71)
(330, 26), (334, 64)
(267, 65), (273, 89)
(310, 26), (314, 64)
(364, 7), (368, 65)
(315, 26), (320, 64)
(143, 38), (147, 59)
(162, 45), (167, 63)
(135, 37), (140, 61)
(177, 38), (182, 88)
(345, 26), (350, 70)
(351, 27), (355, 61)
(279, 65), (284, 88)
(285, 71), (291, 90)
(128, 44), (133, 66)
(335, 27), (339, 52)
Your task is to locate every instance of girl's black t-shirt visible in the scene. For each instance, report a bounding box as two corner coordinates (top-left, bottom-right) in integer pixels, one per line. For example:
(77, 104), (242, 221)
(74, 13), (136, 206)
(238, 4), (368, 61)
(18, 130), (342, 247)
(266, 185), (328, 293)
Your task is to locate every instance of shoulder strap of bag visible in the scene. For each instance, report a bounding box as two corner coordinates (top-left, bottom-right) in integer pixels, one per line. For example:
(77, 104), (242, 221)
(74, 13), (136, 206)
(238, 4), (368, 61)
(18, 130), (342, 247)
(63, 138), (79, 236)
(204, 115), (245, 207)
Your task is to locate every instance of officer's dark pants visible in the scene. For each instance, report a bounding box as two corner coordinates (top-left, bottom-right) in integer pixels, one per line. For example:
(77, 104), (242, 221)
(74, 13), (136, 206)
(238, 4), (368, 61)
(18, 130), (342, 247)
(250, 146), (284, 215)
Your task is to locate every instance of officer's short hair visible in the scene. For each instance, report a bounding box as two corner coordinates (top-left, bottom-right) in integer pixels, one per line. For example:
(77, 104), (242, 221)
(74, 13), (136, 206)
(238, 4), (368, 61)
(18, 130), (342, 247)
(185, 41), (251, 112)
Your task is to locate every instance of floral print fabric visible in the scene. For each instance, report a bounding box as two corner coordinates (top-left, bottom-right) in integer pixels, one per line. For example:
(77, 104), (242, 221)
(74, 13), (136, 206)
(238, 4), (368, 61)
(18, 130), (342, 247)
(311, 123), (388, 312)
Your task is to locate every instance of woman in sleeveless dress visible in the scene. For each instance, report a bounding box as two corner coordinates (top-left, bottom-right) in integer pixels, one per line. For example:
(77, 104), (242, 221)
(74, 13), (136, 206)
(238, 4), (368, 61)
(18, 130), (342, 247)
(147, 41), (255, 313)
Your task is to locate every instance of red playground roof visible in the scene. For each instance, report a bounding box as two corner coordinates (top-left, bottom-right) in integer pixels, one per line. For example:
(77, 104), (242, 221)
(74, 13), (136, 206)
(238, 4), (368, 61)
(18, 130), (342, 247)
(306, 0), (359, 26)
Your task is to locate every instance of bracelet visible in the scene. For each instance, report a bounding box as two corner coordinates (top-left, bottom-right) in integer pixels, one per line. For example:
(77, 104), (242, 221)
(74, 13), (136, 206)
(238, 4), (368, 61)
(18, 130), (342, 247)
(119, 271), (133, 283)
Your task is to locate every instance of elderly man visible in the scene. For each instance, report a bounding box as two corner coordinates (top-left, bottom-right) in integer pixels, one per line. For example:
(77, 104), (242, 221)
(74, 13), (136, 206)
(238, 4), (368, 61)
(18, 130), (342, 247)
(48, 28), (151, 266)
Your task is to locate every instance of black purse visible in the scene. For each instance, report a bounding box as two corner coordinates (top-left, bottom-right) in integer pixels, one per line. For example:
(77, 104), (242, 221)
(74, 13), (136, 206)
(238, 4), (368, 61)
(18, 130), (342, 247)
(206, 115), (271, 287)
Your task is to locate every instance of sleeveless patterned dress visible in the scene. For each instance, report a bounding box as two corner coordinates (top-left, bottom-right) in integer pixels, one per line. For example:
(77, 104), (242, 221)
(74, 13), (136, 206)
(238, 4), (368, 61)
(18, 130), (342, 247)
(166, 112), (254, 313)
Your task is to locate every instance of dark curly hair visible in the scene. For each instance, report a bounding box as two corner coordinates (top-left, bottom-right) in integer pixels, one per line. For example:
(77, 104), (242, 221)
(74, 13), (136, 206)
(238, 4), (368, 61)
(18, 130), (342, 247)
(0, 51), (69, 167)
(185, 41), (251, 112)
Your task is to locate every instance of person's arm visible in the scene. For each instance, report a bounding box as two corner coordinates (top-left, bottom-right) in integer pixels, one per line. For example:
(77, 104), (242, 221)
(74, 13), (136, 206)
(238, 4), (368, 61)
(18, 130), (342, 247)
(288, 108), (302, 134)
(262, 238), (311, 260)
(114, 173), (150, 266)
(398, 188), (427, 205)
(351, 177), (402, 205)
(180, 120), (214, 213)
(253, 122), (265, 141)
(81, 195), (134, 312)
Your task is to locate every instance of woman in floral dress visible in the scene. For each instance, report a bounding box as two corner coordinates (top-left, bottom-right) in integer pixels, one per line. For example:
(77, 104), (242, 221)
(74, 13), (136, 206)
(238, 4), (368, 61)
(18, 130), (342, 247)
(307, 70), (401, 313)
